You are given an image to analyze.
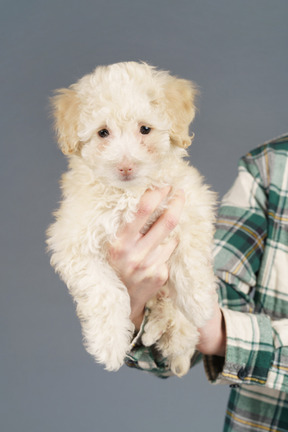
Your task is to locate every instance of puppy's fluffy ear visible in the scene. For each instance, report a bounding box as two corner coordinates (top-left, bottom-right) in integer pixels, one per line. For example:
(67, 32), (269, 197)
(163, 77), (197, 149)
(50, 87), (81, 155)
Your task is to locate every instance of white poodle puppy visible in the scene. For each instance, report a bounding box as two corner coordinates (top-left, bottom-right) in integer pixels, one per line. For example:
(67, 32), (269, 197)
(47, 62), (217, 377)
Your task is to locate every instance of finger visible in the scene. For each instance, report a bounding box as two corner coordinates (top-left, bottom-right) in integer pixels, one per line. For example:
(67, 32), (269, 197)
(140, 189), (185, 254)
(144, 237), (178, 268)
(119, 186), (172, 239)
(124, 240), (176, 287)
(129, 240), (177, 286)
(133, 262), (169, 291)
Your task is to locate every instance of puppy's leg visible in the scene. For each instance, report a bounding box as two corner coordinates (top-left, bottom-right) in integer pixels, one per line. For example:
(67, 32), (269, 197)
(156, 302), (198, 377)
(56, 256), (134, 371)
(141, 294), (171, 347)
(142, 296), (197, 377)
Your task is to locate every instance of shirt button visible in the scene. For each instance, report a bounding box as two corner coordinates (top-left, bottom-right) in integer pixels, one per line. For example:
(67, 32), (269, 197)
(237, 366), (248, 380)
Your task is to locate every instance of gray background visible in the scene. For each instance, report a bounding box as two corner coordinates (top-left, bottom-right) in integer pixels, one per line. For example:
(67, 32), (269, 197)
(1, 0), (287, 431)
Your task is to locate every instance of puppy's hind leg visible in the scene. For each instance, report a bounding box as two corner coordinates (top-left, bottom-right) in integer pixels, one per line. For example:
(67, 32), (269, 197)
(156, 306), (199, 377)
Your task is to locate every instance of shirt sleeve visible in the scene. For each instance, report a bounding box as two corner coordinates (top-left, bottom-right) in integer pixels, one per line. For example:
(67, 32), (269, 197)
(125, 142), (288, 390)
(204, 149), (288, 393)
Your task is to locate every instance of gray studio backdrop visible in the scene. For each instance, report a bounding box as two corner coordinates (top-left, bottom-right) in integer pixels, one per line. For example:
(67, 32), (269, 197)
(1, 1), (287, 431)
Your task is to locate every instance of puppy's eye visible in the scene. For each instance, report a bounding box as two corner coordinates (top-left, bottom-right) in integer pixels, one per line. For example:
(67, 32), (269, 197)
(98, 129), (109, 138)
(140, 126), (151, 135)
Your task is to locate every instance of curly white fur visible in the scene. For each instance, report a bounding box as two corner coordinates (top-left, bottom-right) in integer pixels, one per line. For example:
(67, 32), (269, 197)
(47, 62), (217, 376)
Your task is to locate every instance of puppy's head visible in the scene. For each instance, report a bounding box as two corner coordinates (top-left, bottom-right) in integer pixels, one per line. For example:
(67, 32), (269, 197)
(51, 62), (197, 187)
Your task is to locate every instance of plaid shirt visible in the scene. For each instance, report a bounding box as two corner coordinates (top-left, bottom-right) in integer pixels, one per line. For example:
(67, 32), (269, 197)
(125, 135), (288, 431)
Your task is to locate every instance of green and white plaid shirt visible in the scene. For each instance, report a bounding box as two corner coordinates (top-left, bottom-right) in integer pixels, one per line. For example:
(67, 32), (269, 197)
(125, 135), (288, 431)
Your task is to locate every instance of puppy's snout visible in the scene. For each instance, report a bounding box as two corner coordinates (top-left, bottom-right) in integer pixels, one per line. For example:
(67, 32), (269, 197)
(117, 160), (135, 180)
(118, 166), (133, 175)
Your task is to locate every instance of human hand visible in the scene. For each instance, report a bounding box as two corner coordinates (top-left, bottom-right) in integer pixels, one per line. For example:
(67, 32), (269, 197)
(108, 186), (185, 330)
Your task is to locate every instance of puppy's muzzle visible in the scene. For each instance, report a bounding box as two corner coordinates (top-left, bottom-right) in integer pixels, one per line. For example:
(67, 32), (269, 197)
(117, 160), (135, 181)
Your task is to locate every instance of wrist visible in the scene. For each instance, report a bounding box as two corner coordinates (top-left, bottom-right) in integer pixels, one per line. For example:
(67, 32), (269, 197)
(130, 306), (145, 331)
(197, 308), (226, 357)
(213, 309), (226, 356)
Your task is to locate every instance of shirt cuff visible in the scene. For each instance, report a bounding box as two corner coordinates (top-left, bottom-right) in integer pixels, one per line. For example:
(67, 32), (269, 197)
(125, 308), (173, 378)
(204, 308), (274, 386)
(265, 320), (288, 392)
